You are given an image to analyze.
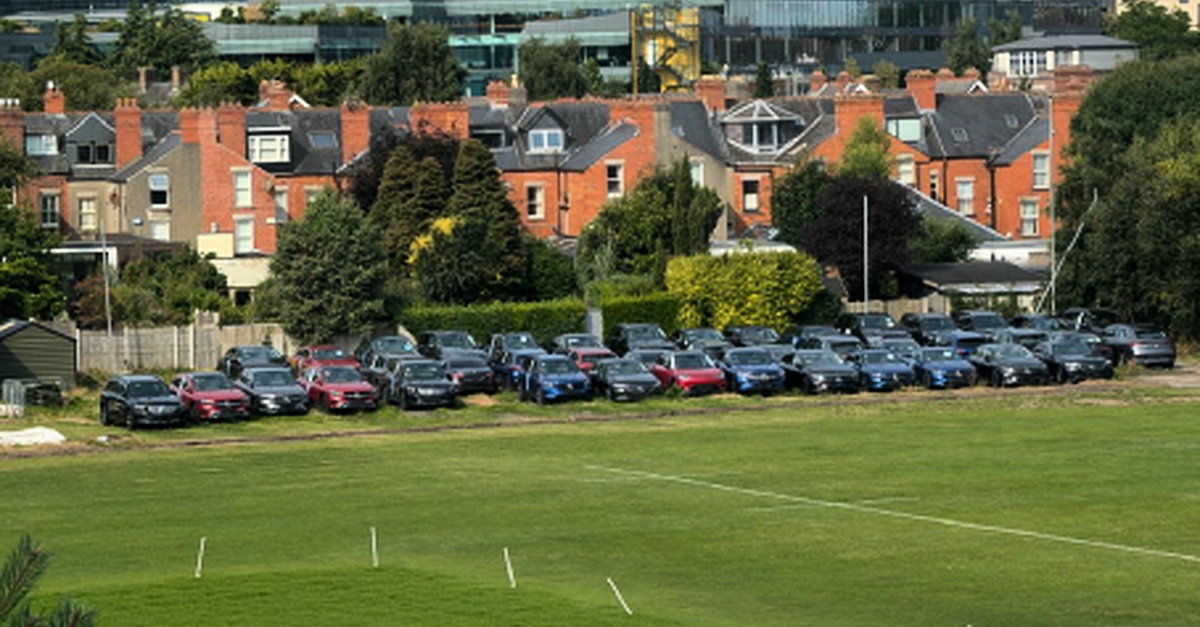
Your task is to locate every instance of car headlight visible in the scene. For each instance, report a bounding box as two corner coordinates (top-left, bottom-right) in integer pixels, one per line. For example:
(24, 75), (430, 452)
(1064, 362), (1082, 370)
(330, 391), (343, 398)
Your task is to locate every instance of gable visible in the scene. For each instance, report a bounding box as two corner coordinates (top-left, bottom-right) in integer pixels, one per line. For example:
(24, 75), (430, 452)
(65, 113), (116, 144)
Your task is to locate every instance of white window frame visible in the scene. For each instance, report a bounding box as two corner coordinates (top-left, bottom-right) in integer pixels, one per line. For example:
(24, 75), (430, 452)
(895, 154), (915, 187)
(742, 178), (761, 213)
(233, 170), (252, 207)
(148, 172), (170, 208)
(605, 161), (624, 198)
(25, 133), (56, 156)
(526, 184), (545, 220)
(1020, 199), (1040, 237)
(248, 135), (291, 163)
(274, 188), (289, 224)
(1032, 152), (1050, 190)
(689, 160), (704, 187)
(149, 220), (170, 242)
(955, 178), (975, 216)
(78, 196), (97, 231)
(528, 129), (564, 153)
(39, 191), (59, 229)
(234, 216), (255, 254)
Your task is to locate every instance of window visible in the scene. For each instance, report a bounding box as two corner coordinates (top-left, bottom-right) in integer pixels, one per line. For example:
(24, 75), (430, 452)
(75, 142), (112, 164)
(76, 144), (91, 163)
(1032, 152), (1050, 190)
(886, 118), (921, 142)
(1020, 199), (1040, 237)
(149, 173), (169, 207)
(743, 179), (761, 213)
(149, 220), (170, 242)
(896, 154), (915, 186)
(1011, 51), (1048, 77)
(248, 135), (290, 163)
(689, 160), (704, 187)
(929, 170), (939, 201)
(526, 185), (545, 220)
(605, 162), (624, 197)
(307, 132), (337, 149)
(1004, 114), (1019, 129)
(234, 217), (254, 254)
(528, 129), (564, 153)
(96, 143), (111, 163)
(748, 122), (779, 151)
(78, 197), (97, 231)
(39, 192), (59, 228)
(955, 179), (974, 216)
(233, 171), (252, 207)
(950, 127), (969, 143)
(274, 189), (288, 223)
(25, 134), (56, 156)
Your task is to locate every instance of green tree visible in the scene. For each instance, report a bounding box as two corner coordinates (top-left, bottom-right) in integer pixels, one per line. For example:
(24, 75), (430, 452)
(108, 1), (215, 78)
(49, 14), (101, 65)
(988, 10), (1024, 48)
(360, 22), (465, 106)
(945, 17), (990, 76)
(368, 148), (450, 277)
(518, 37), (587, 101)
(1105, 0), (1195, 61)
(666, 250), (825, 330)
(843, 57), (862, 79)
(27, 58), (131, 111)
(0, 141), (62, 321)
(871, 59), (899, 89)
(291, 59), (365, 106)
(634, 59), (660, 94)
(771, 159), (832, 249)
(71, 247), (231, 328)
(0, 535), (98, 627)
(524, 235), (578, 300)
(582, 57), (605, 96)
(838, 116), (892, 179)
(174, 61), (257, 107)
(271, 188), (387, 342)
(910, 216), (979, 263)
(752, 60), (774, 98)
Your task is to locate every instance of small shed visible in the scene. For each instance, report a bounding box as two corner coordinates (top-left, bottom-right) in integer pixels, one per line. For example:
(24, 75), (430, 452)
(899, 261), (1046, 312)
(0, 320), (77, 390)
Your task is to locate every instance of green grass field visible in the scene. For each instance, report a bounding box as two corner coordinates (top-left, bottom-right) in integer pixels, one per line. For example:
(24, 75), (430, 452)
(4, 389), (1200, 626)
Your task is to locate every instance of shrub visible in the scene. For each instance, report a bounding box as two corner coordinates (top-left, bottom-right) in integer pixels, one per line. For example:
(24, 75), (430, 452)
(402, 298), (586, 344)
(665, 250), (826, 330)
(598, 292), (683, 338)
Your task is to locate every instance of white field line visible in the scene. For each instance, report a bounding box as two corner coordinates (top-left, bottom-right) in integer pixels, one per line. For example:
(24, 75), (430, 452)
(586, 465), (1200, 564)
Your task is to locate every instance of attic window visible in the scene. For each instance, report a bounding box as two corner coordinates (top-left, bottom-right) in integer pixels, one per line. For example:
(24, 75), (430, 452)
(1004, 114), (1019, 128)
(528, 129), (563, 153)
(25, 133), (57, 156)
(950, 128), (969, 143)
(308, 132), (337, 149)
(249, 135), (290, 163)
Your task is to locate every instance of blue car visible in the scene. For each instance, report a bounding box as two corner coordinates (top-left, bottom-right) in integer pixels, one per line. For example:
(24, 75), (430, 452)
(719, 347), (786, 395)
(911, 347), (977, 389)
(517, 354), (592, 404)
(853, 349), (917, 391)
(491, 347), (547, 390)
(939, 330), (989, 358)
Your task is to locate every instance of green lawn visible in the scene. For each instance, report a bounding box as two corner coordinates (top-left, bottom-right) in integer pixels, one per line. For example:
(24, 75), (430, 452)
(4, 390), (1200, 626)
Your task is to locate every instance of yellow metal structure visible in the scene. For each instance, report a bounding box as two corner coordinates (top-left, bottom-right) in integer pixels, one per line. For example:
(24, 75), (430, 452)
(630, 4), (701, 93)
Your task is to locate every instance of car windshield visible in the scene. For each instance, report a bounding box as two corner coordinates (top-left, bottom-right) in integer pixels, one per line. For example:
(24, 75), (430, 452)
(956, 337), (986, 350)
(253, 370), (295, 387)
(627, 326), (667, 341)
(404, 363), (447, 380)
(606, 361), (648, 376)
(127, 380), (170, 397)
(563, 335), (602, 349)
(580, 352), (614, 365)
(541, 359), (579, 375)
(376, 337), (415, 352)
(885, 339), (920, 353)
(727, 351), (772, 366)
(1051, 342), (1091, 356)
(628, 352), (662, 365)
(765, 345), (794, 360)
(313, 347), (348, 360)
(799, 352), (843, 366)
(829, 341), (861, 356)
(241, 346), (281, 361)
(686, 329), (724, 341)
(192, 373), (233, 391)
(970, 314), (1007, 329)
(995, 344), (1033, 358)
(673, 354), (714, 369)
(1136, 329), (1168, 339)
(862, 351), (902, 364)
(439, 333), (476, 348)
(920, 317), (956, 331)
(501, 333), (539, 350)
(860, 315), (897, 329)
(921, 348), (957, 362)
(323, 367), (361, 383)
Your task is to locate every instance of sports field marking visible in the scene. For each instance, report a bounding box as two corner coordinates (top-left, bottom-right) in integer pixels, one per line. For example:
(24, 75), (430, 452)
(587, 465), (1200, 564)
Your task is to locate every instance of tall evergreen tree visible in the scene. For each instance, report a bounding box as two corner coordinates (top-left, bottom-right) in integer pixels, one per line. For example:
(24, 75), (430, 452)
(361, 22), (466, 106)
(771, 159), (832, 249)
(518, 37), (587, 101)
(368, 147), (418, 273)
(752, 61), (774, 98)
(107, 1), (214, 78)
(49, 14), (101, 65)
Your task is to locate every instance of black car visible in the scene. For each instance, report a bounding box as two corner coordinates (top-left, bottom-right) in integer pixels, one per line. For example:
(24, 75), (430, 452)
(1061, 307), (1121, 333)
(992, 328), (1050, 351)
(835, 312), (910, 346)
(417, 330), (488, 361)
(100, 374), (188, 429)
(898, 312), (959, 346)
(549, 333), (606, 354)
(387, 359), (458, 409)
(445, 355), (498, 395)
(218, 345), (287, 379)
(969, 343), (1050, 388)
(781, 325), (839, 348)
(1032, 340), (1114, 384)
(723, 325), (783, 347)
(782, 350), (860, 394)
(235, 367), (309, 416)
(625, 348), (672, 367)
(1100, 324), (1176, 368)
(1047, 330), (1113, 363)
(673, 327), (733, 359)
(354, 335), (420, 365)
(606, 323), (676, 355)
(881, 336), (922, 362)
(953, 310), (1011, 341)
(1009, 314), (1066, 332)
(592, 358), (662, 402)
(794, 334), (864, 361)
(488, 332), (542, 361)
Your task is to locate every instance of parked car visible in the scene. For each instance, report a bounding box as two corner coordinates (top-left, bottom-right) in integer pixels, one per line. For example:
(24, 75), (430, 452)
(991, 328), (1049, 351)
(488, 332), (542, 361)
(782, 325), (839, 348)
(1100, 324), (1176, 368)
(898, 312), (959, 346)
(290, 344), (359, 373)
(910, 347), (977, 390)
(1009, 314), (1066, 332)
(234, 366), (309, 416)
(649, 351), (726, 396)
(782, 350), (860, 394)
(969, 344), (1050, 388)
(353, 335), (420, 366)
(1047, 330), (1113, 363)
(444, 354), (498, 395)
(169, 371), (250, 422)
(360, 353), (423, 397)
(937, 329), (990, 358)
(490, 347), (548, 390)
(626, 348), (672, 366)
(763, 343), (797, 364)
(298, 365), (378, 413)
(794, 334), (864, 361)
(517, 354), (592, 404)
(673, 327), (733, 359)
(592, 358), (662, 402)
(569, 347), (620, 377)
(100, 374), (188, 429)
(953, 310), (1011, 341)
(386, 359), (457, 410)
(218, 345), (287, 379)
(606, 323), (676, 355)
(1032, 340), (1114, 384)
(719, 347), (786, 395)
(881, 336), (922, 362)
(417, 330), (488, 361)
(1061, 307), (1121, 333)
(549, 333), (606, 354)
(850, 349), (917, 392)
(723, 325), (783, 347)
(835, 312), (910, 346)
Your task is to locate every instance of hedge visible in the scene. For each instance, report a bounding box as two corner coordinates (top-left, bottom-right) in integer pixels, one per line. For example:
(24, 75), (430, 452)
(665, 250), (826, 330)
(598, 292), (683, 339)
(401, 298), (586, 345)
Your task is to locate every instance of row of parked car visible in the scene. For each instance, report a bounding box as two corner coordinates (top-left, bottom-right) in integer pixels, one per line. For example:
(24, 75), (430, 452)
(95, 307), (1174, 429)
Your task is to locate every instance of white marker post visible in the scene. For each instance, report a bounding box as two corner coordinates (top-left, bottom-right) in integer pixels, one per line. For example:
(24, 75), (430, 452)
(194, 536), (207, 579)
(503, 547), (517, 588)
(606, 577), (633, 615)
(370, 526), (379, 568)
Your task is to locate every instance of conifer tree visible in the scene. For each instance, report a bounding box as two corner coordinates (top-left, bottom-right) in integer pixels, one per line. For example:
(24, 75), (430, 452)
(368, 147), (417, 274)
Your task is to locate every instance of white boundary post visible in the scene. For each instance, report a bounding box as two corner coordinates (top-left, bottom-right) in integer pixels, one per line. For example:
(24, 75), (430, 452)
(370, 526), (379, 568)
(503, 547), (517, 588)
(194, 536), (207, 579)
(606, 577), (633, 615)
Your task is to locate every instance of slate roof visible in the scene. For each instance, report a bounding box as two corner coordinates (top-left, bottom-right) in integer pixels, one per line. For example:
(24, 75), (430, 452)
(919, 93), (1039, 159)
(0, 319), (76, 343)
(884, 95), (918, 117)
(903, 261), (1045, 286)
(721, 97), (832, 165)
(992, 34), (1135, 53)
(290, 109), (343, 175)
(112, 133), (182, 182)
(559, 123), (636, 171)
(493, 101), (620, 172)
(669, 100), (726, 160)
(905, 186), (1005, 242)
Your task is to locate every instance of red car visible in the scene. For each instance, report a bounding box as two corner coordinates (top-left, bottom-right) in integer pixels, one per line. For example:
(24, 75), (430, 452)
(299, 366), (378, 413)
(650, 351), (726, 396)
(569, 347), (618, 376)
(170, 371), (251, 421)
(290, 345), (360, 373)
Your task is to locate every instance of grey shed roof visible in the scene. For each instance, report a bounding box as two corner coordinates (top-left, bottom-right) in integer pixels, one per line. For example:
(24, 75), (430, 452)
(0, 319), (75, 343)
(992, 34), (1136, 53)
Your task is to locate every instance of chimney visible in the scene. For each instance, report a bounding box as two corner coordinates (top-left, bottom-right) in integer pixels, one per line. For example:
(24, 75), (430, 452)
(197, 108), (218, 145)
(905, 69), (936, 110)
(216, 102), (245, 154)
(962, 67), (981, 82)
(341, 99), (370, 165)
(834, 93), (886, 138)
(1053, 64), (1093, 96)
(808, 69), (827, 95)
(834, 71), (852, 94)
(486, 80), (510, 107)
(43, 82), (65, 114)
(180, 108), (200, 144)
(693, 75), (725, 112)
(410, 102), (470, 140)
(0, 98), (23, 150)
(115, 98), (142, 168)
(608, 97), (659, 130)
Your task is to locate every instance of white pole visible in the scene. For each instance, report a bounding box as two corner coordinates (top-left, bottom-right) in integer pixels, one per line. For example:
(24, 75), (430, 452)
(503, 547), (517, 588)
(606, 577), (633, 615)
(100, 220), (115, 372)
(1049, 93), (1056, 316)
(370, 526), (379, 568)
(862, 194), (869, 308)
(194, 536), (207, 579)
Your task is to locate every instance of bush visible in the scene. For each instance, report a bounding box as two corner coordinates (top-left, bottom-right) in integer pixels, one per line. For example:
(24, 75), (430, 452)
(598, 293), (683, 338)
(402, 298), (586, 345)
(665, 251), (826, 330)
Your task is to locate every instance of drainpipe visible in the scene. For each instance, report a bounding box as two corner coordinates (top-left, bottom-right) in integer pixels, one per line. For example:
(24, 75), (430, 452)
(986, 149), (999, 232)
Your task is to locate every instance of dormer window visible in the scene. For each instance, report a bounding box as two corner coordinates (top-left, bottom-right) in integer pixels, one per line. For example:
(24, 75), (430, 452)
(528, 129), (563, 153)
(25, 133), (57, 156)
(951, 127), (969, 143)
(886, 118), (921, 142)
(722, 100), (804, 156)
(249, 135), (290, 163)
(76, 142), (113, 164)
(746, 122), (779, 152)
